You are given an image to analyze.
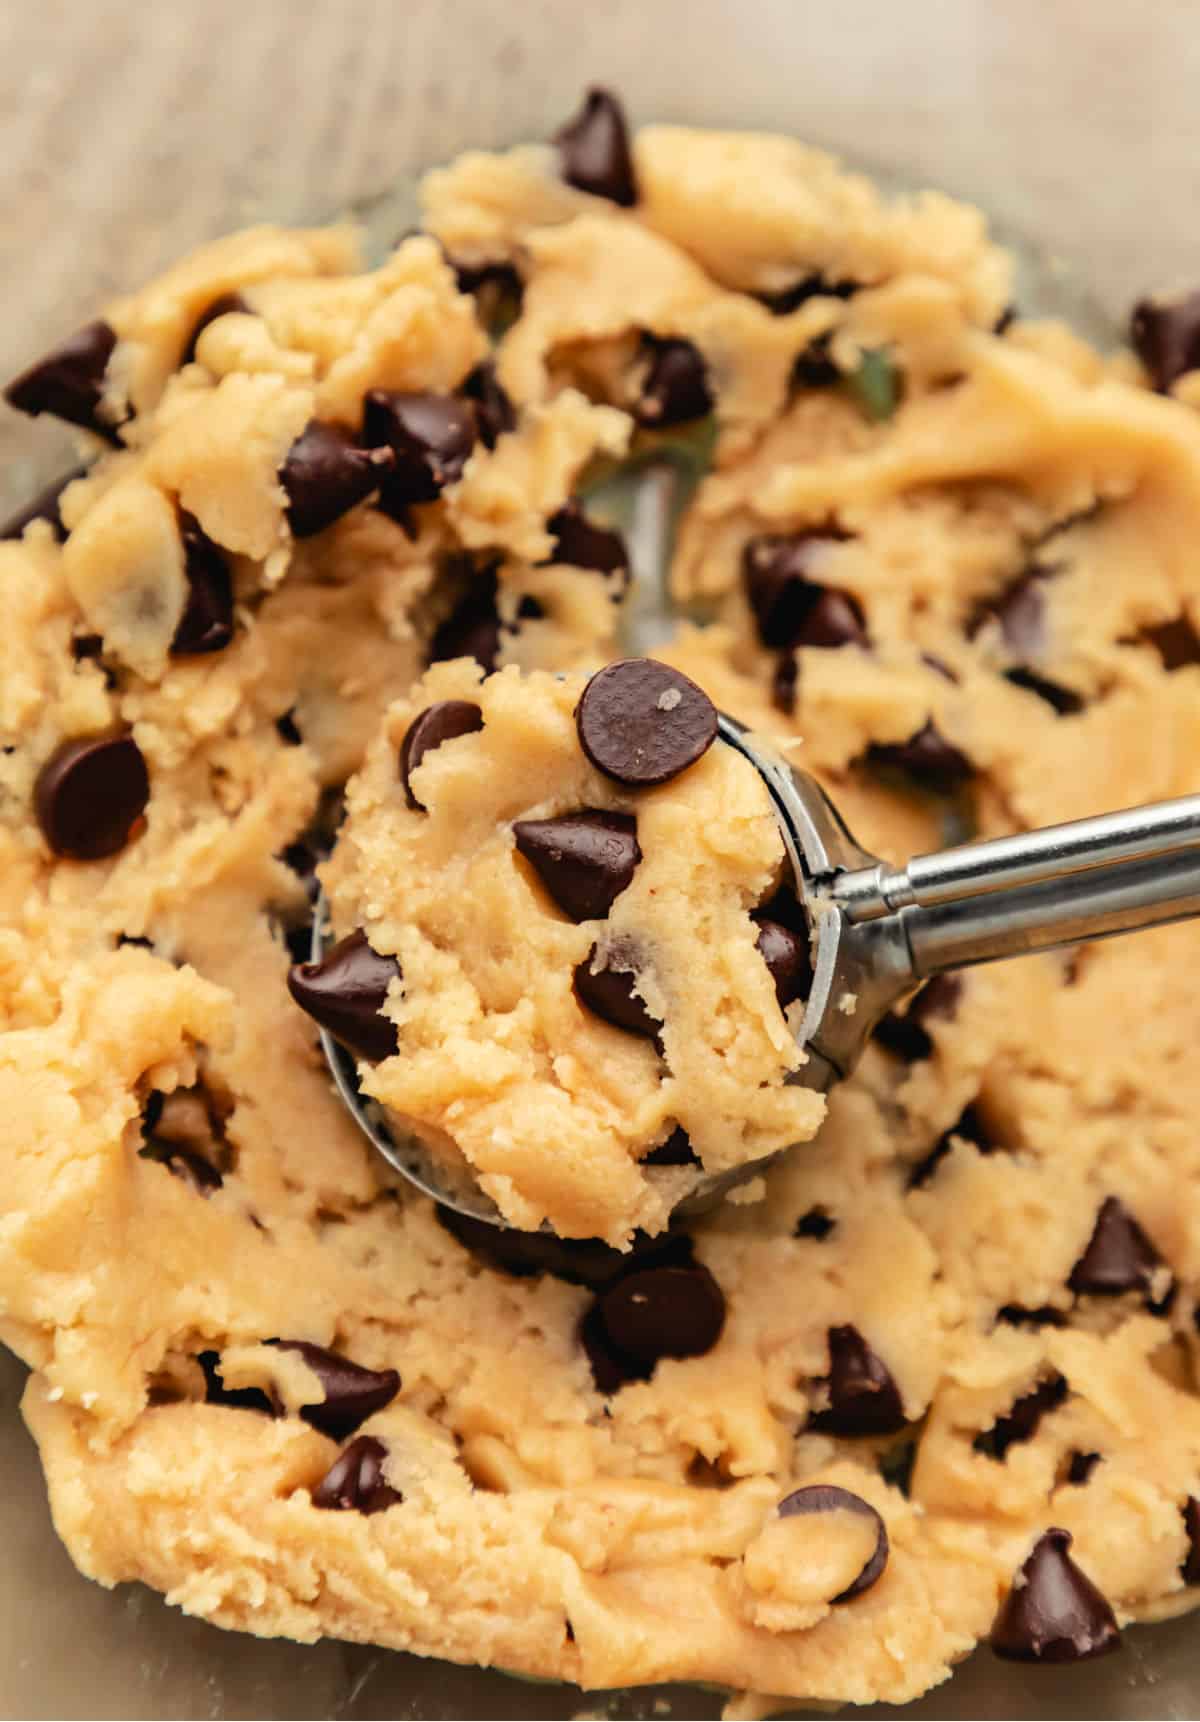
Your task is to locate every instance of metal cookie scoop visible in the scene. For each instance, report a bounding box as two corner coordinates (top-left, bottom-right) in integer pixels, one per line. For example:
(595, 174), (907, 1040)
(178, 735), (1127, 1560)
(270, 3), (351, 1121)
(312, 721), (1200, 1229)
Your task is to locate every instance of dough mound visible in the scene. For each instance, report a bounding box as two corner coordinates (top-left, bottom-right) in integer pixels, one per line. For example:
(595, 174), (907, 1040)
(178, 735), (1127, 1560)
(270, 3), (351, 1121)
(4, 91), (1200, 1711)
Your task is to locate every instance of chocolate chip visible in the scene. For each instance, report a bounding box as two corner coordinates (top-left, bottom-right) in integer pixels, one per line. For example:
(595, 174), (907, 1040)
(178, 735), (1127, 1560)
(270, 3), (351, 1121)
(312, 1434), (403, 1514)
(1067, 1450), (1101, 1485)
(198, 1349), (279, 1417)
(872, 975), (961, 1062)
(791, 333), (840, 388)
(777, 1484), (889, 1602)
(911, 973), (963, 1025)
(268, 1339), (400, 1439)
(997, 1305), (1068, 1330)
(4, 320), (122, 442)
(141, 1142), (223, 1195)
(546, 497), (629, 585)
(287, 929), (401, 1061)
(554, 87), (637, 206)
(969, 568), (1048, 655)
(0, 463), (86, 542)
(1003, 666), (1084, 716)
(1069, 1197), (1165, 1298)
(435, 1201), (693, 1291)
(451, 258), (524, 334)
(181, 292), (250, 366)
(741, 534), (861, 651)
(427, 572), (502, 674)
(809, 1325), (906, 1436)
(34, 730), (150, 861)
(908, 1101), (993, 1190)
(280, 421), (393, 539)
(973, 1373), (1068, 1460)
(754, 918), (811, 1010)
(1136, 613), (1200, 670)
(573, 944), (661, 1041)
(756, 276), (859, 316)
(633, 336), (713, 429)
(994, 305), (1018, 336)
(275, 710), (303, 747)
(364, 391), (477, 513)
(642, 1126), (700, 1167)
(1130, 290), (1200, 392)
(588, 1263), (726, 1389)
(1181, 1498), (1200, 1585)
(576, 659), (718, 787)
(991, 1528), (1121, 1662)
(399, 699), (484, 810)
(459, 359), (515, 451)
(513, 810), (641, 922)
(71, 633), (104, 662)
(169, 512), (234, 655)
(795, 1206), (835, 1240)
(866, 721), (973, 794)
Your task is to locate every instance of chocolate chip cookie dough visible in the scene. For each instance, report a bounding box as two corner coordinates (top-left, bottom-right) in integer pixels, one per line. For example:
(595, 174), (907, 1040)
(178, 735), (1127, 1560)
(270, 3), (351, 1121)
(7, 85), (1200, 1712)
(299, 656), (816, 1242)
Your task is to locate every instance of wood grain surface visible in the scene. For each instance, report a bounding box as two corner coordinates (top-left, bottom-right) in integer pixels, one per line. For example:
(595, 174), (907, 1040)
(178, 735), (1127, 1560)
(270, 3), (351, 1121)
(2, 1), (1200, 1715)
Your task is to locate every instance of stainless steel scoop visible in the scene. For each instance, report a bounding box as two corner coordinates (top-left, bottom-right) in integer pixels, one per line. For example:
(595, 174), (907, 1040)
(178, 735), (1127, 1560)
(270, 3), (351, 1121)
(313, 735), (1200, 1229)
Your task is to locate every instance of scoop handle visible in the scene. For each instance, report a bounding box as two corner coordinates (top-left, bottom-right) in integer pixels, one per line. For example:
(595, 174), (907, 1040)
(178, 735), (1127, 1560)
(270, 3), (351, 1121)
(827, 794), (1200, 974)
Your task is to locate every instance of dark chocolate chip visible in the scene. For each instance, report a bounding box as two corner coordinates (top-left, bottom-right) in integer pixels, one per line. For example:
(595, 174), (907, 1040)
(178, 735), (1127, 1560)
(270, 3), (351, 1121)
(809, 1325), (906, 1436)
(991, 1528), (1121, 1662)
(280, 420), (393, 539)
(198, 1349), (278, 1417)
(363, 390), (477, 510)
(312, 1434), (403, 1514)
(427, 577), (502, 674)
(34, 730), (150, 861)
(741, 534), (861, 650)
(997, 1305), (1068, 1330)
(594, 1262), (726, 1370)
(1003, 667), (1084, 716)
(1182, 1498), (1200, 1585)
(276, 710), (303, 746)
(795, 1206), (835, 1240)
(873, 1013), (934, 1061)
(287, 929), (401, 1062)
(268, 1339), (400, 1440)
(754, 918), (811, 1010)
(1067, 1450), (1101, 1486)
(0, 463), (86, 542)
(994, 305), (1018, 336)
(573, 944), (661, 1041)
(4, 320), (122, 442)
(1137, 613), (1200, 671)
(554, 87), (637, 206)
(461, 359), (515, 450)
(451, 258), (524, 333)
(576, 658), (718, 787)
(969, 568), (1048, 655)
(910, 973), (963, 1025)
(399, 699), (484, 810)
(1130, 291), (1200, 392)
(435, 1201), (693, 1291)
(973, 1373), (1068, 1460)
(791, 333), (841, 388)
(580, 1302), (645, 1394)
(878, 1436), (918, 1497)
(71, 633), (104, 662)
(777, 1484), (888, 1602)
(872, 975), (961, 1063)
(908, 1101), (993, 1191)
(642, 1126), (700, 1167)
(866, 721), (973, 794)
(1068, 1197), (1165, 1298)
(772, 650), (798, 714)
(513, 810), (641, 922)
(757, 276), (859, 317)
(546, 497), (629, 584)
(634, 336), (713, 429)
(170, 512), (234, 655)
(181, 292), (250, 366)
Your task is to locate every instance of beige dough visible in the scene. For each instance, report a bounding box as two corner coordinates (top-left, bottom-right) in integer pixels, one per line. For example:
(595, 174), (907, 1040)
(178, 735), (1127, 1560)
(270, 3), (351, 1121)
(4, 96), (1200, 1713)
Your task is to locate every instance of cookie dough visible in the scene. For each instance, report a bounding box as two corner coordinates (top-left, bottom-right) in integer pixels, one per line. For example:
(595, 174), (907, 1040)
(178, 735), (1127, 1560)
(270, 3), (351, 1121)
(5, 84), (1200, 1713)
(301, 656), (817, 1242)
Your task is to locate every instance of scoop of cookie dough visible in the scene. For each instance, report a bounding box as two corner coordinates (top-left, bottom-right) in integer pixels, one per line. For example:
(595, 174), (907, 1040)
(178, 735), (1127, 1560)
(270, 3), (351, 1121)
(302, 657), (821, 1243)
